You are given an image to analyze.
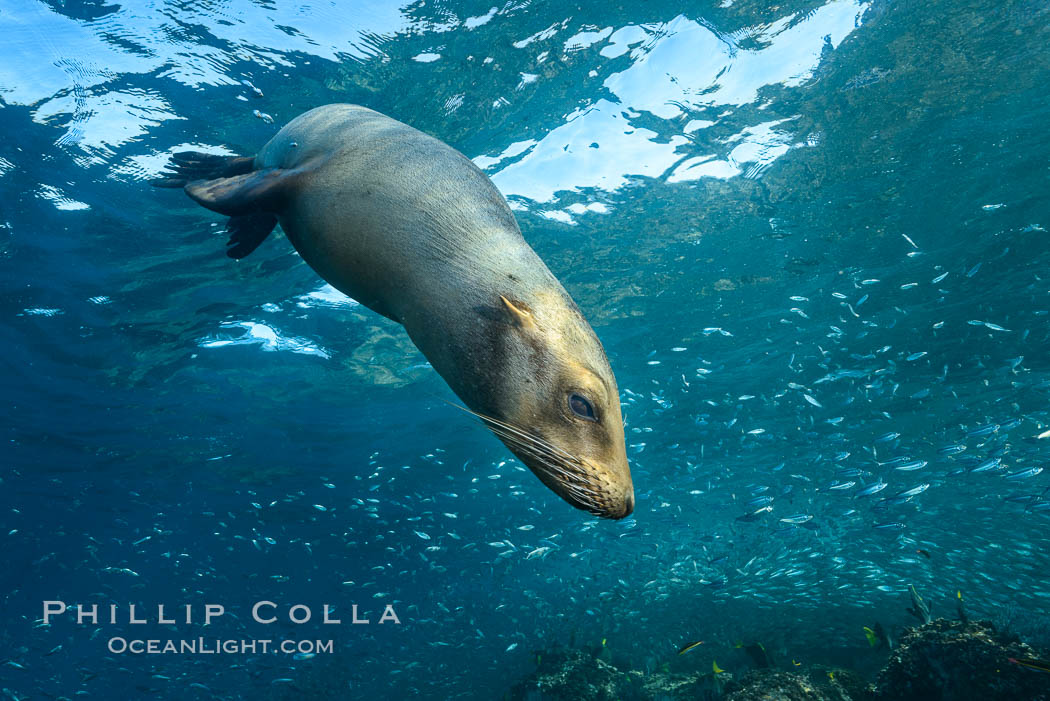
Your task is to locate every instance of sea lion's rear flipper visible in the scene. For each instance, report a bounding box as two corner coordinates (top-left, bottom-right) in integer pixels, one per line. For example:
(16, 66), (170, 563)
(183, 169), (291, 217)
(225, 212), (279, 259)
(151, 151), (255, 188)
(154, 151), (299, 259)
(185, 168), (302, 258)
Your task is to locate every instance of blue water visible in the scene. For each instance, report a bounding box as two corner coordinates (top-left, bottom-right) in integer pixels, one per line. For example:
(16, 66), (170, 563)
(2, 0), (1050, 698)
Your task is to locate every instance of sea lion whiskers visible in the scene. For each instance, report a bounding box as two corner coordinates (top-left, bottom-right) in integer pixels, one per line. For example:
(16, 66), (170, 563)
(467, 407), (584, 466)
(485, 427), (601, 498)
(472, 415), (593, 483)
(453, 405), (593, 476)
(447, 402), (609, 510)
(483, 421), (593, 481)
(443, 401), (579, 464)
(480, 424), (603, 505)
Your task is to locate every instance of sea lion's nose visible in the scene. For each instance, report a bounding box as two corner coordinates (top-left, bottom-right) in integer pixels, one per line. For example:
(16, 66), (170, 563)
(604, 489), (633, 519)
(622, 490), (634, 517)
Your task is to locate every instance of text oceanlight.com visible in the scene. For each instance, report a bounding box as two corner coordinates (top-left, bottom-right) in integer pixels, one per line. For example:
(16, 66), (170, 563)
(107, 638), (334, 655)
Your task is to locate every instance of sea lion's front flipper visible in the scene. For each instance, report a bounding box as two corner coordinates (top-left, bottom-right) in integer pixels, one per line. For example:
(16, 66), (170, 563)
(184, 168), (292, 217)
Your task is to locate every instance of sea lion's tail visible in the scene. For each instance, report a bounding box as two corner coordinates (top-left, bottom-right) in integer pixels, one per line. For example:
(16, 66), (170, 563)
(150, 151), (255, 189)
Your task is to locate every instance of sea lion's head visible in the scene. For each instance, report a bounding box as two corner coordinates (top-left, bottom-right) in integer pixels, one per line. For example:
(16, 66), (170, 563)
(473, 293), (634, 519)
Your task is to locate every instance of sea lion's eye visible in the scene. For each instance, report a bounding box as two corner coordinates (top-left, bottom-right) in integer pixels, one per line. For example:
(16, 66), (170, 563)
(568, 393), (597, 421)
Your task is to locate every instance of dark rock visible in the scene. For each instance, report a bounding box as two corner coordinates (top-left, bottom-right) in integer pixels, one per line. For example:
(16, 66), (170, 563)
(506, 648), (730, 701)
(724, 668), (873, 701)
(637, 668), (728, 701)
(812, 667), (877, 701)
(875, 619), (1050, 701)
(506, 648), (639, 701)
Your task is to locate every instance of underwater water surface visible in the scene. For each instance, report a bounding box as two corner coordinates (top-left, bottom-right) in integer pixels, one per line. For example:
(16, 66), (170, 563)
(2, 0), (1050, 698)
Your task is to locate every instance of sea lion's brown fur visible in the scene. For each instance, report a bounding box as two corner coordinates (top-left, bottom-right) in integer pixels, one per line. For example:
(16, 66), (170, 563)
(160, 104), (634, 518)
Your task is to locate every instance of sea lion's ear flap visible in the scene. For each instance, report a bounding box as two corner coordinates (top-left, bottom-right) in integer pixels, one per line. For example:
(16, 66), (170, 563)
(499, 296), (537, 330)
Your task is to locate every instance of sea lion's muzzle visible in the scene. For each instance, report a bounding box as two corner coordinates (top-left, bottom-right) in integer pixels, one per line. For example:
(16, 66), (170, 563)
(535, 454), (635, 520)
(563, 480), (634, 520)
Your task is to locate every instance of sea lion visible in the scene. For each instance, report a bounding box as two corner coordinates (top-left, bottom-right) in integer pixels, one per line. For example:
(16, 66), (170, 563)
(154, 104), (634, 519)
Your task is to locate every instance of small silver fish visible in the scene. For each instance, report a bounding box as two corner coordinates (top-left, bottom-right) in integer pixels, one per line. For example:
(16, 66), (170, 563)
(856, 482), (888, 498)
(1005, 467), (1043, 481)
(971, 457), (1003, 473)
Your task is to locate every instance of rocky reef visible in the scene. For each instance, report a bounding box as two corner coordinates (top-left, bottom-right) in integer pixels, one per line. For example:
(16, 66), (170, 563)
(724, 668), (874, 701)
(507, 619), (1049, 701)
(876, 619), (1049, 701)
(505, 647), (726, 701)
